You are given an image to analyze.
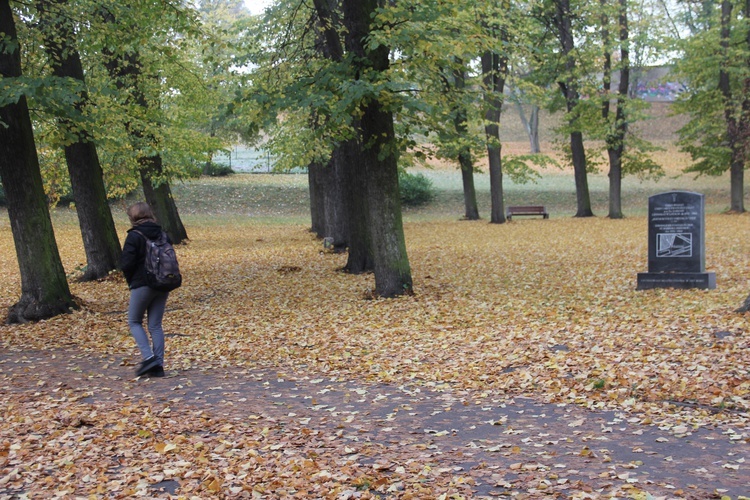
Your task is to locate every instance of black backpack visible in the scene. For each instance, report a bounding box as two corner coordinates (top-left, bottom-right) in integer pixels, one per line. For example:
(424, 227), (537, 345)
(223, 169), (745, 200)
(133, 230), (182, 291)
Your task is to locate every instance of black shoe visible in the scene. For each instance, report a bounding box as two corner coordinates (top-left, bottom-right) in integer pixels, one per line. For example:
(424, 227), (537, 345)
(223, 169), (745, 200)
(136, 356), (160, 376)
(147, 366), (165, 378)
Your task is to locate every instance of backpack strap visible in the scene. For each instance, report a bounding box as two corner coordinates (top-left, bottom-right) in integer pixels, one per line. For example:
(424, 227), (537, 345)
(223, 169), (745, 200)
(131, 229), (147, 240)
(132, 229), (170, 241)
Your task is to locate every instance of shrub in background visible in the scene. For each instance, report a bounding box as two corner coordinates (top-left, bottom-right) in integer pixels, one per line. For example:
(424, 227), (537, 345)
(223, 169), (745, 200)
(202, 162), (234, 177)
(399, 171), (435, 207)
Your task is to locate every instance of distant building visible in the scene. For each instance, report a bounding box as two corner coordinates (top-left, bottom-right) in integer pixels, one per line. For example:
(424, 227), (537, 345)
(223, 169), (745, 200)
(630, 66), (684, 102)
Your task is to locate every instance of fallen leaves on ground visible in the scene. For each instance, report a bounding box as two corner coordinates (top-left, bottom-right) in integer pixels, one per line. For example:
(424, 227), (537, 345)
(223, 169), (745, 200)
(1, 212), (749, 497)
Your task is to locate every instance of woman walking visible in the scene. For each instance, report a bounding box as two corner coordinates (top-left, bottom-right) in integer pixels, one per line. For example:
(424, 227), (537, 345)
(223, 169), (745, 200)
(120, 202), (171, 377)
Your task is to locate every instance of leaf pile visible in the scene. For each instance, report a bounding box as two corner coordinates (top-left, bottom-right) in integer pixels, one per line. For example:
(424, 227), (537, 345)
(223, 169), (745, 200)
(2, 215), (749, 422)
(1, 213), (749, 497)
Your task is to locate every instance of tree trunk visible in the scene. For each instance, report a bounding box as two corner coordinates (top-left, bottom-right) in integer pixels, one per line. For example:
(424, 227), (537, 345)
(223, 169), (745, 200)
(513, 92), (541, 154)
(140, 160), (188, 243)
(323, 146), (349, 252)
(605, 0), (630, 219)
(720, 0), (747, 213)
(529, 106), (541, 154)
(729, 150), (745, 212)
(483, 49), (507, 224)
(0, 0), (77, 323)
(453, 66), (480, 220)
(556, 0), (594, 217)
(361, 104), (411, 295)
(607, 150), (624, 218)
(569, 130), (593, 217)
(100, 9), (188, 241)
(731, 0), (750, 308)
(133, 80), (188, 243)
(313, 0), (375, 262)
(459, 153), (480, 220)
(342, 138), (374, 273)
(343, 0), (412, 296)
(38, 0), (121, 279)
(308, 161), (326, 237)
(487, 141), (504, 223)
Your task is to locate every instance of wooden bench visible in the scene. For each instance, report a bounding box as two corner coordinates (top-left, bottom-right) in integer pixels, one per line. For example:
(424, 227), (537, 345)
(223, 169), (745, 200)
(506, 205), (549, 221)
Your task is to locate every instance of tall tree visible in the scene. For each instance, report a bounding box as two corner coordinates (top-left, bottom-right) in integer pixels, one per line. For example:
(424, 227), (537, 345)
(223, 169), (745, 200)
(553, 0), (594, 217)
(481, 4), (511, 224)
(99, 8), (189, 242)
(601, 0), (630, 219)
(483, 49), (507, 223)
(37, 0), (122, 279)
(371, 0), (489, 222)
(717, 0), (748, 212)
(340, 0), (412, 295)
(511, 88), (542, 154)
(258, 0), (403, 290)
(452, 63), (481, 220)
(0, 0), (76, 323)
(672, 0), (749, 213)
(339, 137), (375, 273)
(310, 0), (373, 270)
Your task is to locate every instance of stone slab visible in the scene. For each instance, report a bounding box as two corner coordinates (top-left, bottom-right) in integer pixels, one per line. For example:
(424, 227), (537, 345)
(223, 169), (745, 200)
(647, 191), (706, 273)
(637, 271), (716, 290)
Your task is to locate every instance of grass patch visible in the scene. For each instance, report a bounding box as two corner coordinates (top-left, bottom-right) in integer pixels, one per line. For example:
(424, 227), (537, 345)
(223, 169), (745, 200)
(157, 140), (742, 225)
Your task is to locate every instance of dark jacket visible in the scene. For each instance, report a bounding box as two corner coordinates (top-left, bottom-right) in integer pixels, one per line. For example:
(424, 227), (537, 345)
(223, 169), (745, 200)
(120, 221), (165, 290)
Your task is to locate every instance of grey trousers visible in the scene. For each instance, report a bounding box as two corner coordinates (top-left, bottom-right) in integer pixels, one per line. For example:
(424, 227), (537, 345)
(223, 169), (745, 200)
(128, 286), (169, 365)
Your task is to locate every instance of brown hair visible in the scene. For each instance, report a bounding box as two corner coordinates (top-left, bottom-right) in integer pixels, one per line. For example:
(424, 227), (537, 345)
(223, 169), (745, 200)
(127, 202), (156, 227)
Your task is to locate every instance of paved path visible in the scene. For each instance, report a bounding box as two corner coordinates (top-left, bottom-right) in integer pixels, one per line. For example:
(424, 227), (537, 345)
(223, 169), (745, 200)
(1, 349), (748, 498)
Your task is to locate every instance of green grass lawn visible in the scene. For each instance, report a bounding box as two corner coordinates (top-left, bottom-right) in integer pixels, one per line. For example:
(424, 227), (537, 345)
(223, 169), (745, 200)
(178, 102), (740, 221)
(166, 158), (739, 226)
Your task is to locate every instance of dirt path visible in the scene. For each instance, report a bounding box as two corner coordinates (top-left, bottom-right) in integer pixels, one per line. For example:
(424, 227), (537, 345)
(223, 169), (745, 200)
(1, 349), (748, 498)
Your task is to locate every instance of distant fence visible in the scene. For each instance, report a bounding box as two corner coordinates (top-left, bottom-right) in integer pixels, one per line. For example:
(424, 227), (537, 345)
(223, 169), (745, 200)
(214, 147), (277, 173)
(633, 81), (685, 102)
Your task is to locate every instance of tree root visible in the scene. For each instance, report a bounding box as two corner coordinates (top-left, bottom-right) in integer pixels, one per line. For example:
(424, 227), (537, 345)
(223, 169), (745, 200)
(6, 296), (79, 324)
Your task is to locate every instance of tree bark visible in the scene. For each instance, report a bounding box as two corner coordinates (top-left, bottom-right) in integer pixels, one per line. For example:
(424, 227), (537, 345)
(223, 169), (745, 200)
(0, 0), (77, 323)
(719, 0), (746, 213)
(310, 1), (371, 267)
(513, 90), (541, 154)
(453, 66), (480, 220)
(38, 0), (122, 279)
(343, 0), (412, 296)
(323, 146), (349, 252)
(555, 0), (594, 217)
(308, 161), (326, 237)
(605, 0), (630, 219)
(140, 158), (188, 243)
(483, 49), (507, 224)
(360, 103), (411, 295)
(459, 153), (480, 220)
(341, 138), (374, 273)
(528, 105), (541, 154)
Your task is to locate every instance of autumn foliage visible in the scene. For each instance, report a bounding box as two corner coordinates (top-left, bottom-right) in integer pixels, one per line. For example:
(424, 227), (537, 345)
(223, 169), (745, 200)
(1, 197), (749, 496)
(2, 209), (749, 413)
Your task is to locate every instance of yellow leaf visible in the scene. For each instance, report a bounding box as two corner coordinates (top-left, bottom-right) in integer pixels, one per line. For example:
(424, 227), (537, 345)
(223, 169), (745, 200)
(205, 477), (222, 493)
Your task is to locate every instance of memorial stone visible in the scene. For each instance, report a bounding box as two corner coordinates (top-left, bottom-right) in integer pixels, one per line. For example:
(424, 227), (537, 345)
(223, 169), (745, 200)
(637, 191), (716, 290)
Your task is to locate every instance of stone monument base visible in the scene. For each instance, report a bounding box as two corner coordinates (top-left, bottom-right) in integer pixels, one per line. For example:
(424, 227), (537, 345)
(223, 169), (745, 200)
(637, 272), (716, 290)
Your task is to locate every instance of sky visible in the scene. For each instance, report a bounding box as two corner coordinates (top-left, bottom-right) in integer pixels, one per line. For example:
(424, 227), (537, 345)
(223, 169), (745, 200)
(244, 0), (272, 15)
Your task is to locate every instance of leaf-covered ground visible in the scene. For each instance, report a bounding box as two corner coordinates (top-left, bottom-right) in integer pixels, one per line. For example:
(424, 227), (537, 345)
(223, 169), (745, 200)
(1, 209), (749, 498)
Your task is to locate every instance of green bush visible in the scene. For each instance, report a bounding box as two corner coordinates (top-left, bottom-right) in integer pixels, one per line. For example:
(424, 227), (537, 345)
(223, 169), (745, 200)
(399, 171), (435, 207)
(202, 162), (234, 177)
